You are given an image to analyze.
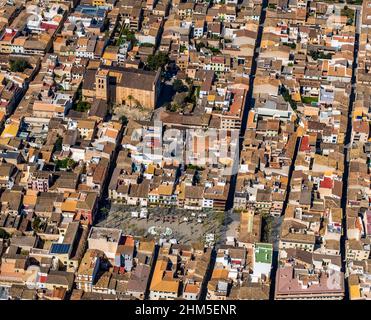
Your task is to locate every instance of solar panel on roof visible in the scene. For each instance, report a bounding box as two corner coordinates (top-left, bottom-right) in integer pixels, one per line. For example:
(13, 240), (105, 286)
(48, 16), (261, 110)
(50, 243), (71, 254)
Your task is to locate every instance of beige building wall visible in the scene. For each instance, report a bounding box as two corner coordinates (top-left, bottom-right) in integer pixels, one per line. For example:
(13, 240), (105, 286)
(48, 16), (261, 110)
(116, 86), (157, 109)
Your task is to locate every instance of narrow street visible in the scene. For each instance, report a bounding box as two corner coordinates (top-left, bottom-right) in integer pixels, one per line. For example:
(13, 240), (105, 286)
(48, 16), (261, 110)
(93, 122), (126, 225)
(239, 0), (268, 137)
(225, 0), (269, 212)
(269, 129), (300, 298)
(339, 8), (360, 300)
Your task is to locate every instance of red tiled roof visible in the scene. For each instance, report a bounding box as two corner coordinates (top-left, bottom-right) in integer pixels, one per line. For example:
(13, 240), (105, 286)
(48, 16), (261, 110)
(299, 136), (311, 152)
(320, 177), (333, 189)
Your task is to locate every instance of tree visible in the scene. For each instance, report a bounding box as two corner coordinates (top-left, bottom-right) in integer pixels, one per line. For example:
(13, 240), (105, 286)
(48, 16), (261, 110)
(185, 86), (197, 105)
(309, 51), (332, 61)
(120, 115), (128, 126)
(67, 158), (76, 169)
(54, 136), (63, 152)
(0, 228), (9, 239)
(341, 6), (355, 25)
(284, 42), (296, 49)
(133, 98), (143, 109)
(192, 170), (201, 185)
(118, 28), (137, 46)
(173, 79), (185, 93)
(262, 214), (273, 243)
(196, 42), (206, 51)
(208, 46), (221, 55)
(9, 59), (31, 72)
(187, 164), (204, 171)
(75, 101), (91, 112)
(127, 95), (134, 108)
(146, 52), (169, 71)
(75, 85), (83, 101)
(180, 45), (187, 53)
(100, 207), (109, 219)
(32, 217), (41, 231)
(141, 42), (154, 47)
(166, 103), (178, 112)
(56, 158), (76, 170)
(173, 92), (188, 107)
(280, 85), (297, 110)
(185, 77), (193, 86)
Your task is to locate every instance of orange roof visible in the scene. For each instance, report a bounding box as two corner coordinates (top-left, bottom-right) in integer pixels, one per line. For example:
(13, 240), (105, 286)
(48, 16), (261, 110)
(54, 36), (64, 43)
(61, 200), (77, 212)
(105, 128), (118, 139)
(13, 37), (26, 46)
(350, 284), (361, 299)
(146, 165), (155, 174)
(151, 279), (179, 293)
(23, 194), (37, 206)
(53, 16), (63, 23)
(227, 89), (245, 116)
(158, 185), (173, 196)
(26, 189), (38, 196)
(184, 283), (199, 294)
(211, 268), (229, 280)
(150, 257), (179, 294)
(123, 236), (135, 246)
(77, 120), (96, 129)
(247, 110), (256, 128)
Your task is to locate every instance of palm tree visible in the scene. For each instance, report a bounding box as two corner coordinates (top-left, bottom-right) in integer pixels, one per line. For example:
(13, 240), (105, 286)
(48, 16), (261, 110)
(127, 95), (133, 108)
(133, 98), (141, 109)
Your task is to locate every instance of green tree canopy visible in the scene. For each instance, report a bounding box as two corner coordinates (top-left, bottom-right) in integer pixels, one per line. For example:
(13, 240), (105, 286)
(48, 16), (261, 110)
(173, 79), (185, 93)
(120, 115), (128, 126)
(10, 59), (31, 72)
(56, 158), (76, 170)
(54, 136), (63, 152)
(75, 101), (91, 112)
(0, 228), (9, 239)
(146, 52), (169, 71)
